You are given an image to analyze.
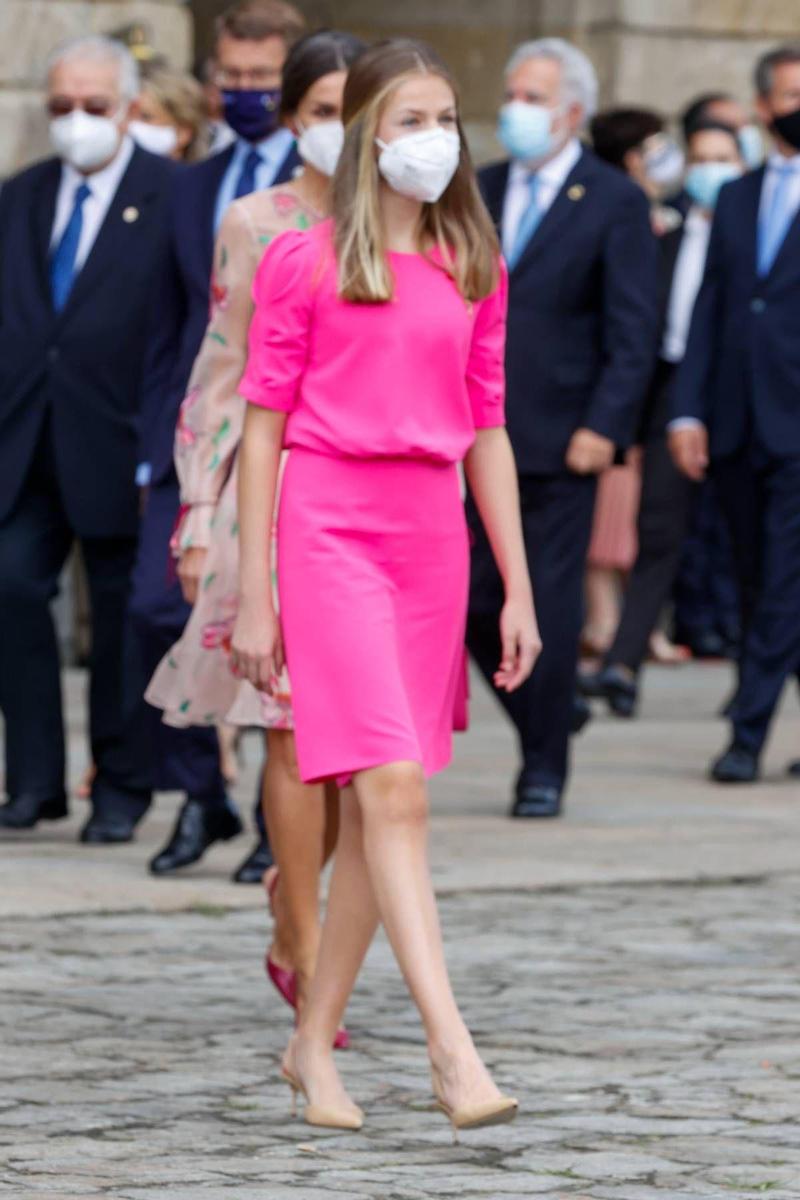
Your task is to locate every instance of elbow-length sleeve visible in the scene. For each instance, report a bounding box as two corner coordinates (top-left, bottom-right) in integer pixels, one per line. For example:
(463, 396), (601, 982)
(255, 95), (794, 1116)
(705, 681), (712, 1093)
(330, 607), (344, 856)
(238, 228), (315, 413)
(173, 202), (261, 552)
(466, 258), (508, 430)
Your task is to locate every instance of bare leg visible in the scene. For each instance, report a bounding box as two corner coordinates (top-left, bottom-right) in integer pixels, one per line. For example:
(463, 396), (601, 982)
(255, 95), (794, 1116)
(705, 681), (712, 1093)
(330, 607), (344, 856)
(262, 729), (328, 1003)
(289, 764), (504, 1117)
(284, 786), (380, 1116)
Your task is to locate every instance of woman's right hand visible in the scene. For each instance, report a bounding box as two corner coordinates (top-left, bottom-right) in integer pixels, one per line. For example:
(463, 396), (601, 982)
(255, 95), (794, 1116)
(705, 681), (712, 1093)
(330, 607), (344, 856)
(177, 546), (208, 605)
(230, 599), (283, 692)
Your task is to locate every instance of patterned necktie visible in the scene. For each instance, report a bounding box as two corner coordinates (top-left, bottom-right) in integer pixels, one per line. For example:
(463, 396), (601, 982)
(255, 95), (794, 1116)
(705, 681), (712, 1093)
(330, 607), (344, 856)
(234, 147), (262, 200)
(757, 163), (796, 276)
(50, 181), (91, 311)
(507, 172), (544, 269)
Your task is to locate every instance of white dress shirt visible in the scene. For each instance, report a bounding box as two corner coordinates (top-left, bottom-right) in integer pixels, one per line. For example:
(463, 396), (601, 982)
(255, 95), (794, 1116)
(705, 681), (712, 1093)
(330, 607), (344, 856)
(213, 127), (296, 231)
(50, 135), (135, 270)
(661, 206), (712, 364)
(501, 137), (582, 261)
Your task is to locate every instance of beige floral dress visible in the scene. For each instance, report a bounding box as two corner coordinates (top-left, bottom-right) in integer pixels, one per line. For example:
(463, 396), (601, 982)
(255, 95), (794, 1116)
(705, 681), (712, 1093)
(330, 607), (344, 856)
(146, 186), (321, 729)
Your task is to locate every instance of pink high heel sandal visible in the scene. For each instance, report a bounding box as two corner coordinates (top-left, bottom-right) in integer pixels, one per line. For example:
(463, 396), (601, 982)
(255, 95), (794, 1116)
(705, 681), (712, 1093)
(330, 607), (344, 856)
(265, 869), (349, 1050)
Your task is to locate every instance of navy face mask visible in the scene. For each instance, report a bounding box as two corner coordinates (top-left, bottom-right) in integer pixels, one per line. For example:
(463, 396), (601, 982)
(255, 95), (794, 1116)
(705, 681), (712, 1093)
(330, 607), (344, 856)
(222, 87), (281, 142)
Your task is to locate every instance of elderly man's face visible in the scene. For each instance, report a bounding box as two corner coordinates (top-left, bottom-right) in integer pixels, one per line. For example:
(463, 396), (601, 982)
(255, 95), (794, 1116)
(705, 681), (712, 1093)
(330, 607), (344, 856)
(504, 56), (583, 137)
(47, 57), (132, 127)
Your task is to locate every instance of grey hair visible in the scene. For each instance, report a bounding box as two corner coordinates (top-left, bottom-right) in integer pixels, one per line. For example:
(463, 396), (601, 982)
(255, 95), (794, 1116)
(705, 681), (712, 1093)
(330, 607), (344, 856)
(754, 43), (800, 97)
(505, 37), (598, 122)
(46, 35), (140, 103)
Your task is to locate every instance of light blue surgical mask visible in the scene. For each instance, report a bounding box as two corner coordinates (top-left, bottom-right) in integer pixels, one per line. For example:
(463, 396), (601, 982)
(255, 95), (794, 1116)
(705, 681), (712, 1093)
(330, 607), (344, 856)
(684, 161), (742, 210)
(497, 100), (556, 162)
(738, 123), (764, 169)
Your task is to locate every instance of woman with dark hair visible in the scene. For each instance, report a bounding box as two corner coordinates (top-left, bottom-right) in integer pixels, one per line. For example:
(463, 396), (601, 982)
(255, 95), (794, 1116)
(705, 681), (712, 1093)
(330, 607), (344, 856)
(233, 38), (540, 1135)
(147, 30), (365, 1041)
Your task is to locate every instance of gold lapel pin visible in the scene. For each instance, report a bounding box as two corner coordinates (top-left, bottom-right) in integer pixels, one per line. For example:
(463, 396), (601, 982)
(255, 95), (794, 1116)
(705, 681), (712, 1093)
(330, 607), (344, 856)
(567, 184), (586, 201)
(122, 206), (140, 223)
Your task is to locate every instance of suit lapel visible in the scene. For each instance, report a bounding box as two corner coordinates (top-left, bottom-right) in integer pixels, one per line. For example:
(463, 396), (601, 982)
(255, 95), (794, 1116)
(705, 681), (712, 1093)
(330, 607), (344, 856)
(31, 159), (62, 311)
(481, 162), (510, 234)
(273, 143), (301, 187)
(56, 147), (159, 322)
(511, 150), (592, 275)
(739, 165), (765, 282)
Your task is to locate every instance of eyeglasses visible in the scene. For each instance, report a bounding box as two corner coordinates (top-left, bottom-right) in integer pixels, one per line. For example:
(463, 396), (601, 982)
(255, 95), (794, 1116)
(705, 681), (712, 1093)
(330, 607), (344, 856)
(47, 97), (118, 118)
(214, 68), (280, 89)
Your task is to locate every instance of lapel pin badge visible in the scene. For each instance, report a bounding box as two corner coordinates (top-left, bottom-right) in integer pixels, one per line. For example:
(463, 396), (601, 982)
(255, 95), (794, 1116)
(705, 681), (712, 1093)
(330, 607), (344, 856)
(122, 206), (140, 223)
(567, 184), (586, 201)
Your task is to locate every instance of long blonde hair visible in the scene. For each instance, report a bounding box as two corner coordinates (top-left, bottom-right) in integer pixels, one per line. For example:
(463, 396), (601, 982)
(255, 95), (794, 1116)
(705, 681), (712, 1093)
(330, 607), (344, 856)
(332, 39), (499, 304)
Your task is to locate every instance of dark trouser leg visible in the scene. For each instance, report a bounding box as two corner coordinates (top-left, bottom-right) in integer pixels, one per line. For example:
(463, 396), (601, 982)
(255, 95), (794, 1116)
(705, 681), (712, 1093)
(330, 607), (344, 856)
(81, 534), (152, 820)
(128, 478), (228, 804)
(717, 454), (800, 755)
(0, 448), (72, 802)
(606, 437), (693, 673)
(467, 472), (597, 791)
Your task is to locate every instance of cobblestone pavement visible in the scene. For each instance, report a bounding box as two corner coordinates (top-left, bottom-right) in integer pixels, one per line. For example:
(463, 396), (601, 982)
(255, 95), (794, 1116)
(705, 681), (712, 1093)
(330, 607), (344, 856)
(3, 874), (800, 1199)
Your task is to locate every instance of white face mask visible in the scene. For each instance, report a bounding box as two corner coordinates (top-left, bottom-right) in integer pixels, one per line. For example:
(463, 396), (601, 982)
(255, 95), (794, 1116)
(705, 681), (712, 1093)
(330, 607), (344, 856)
(49, 108), (122, 172)
(296, 119), (344, 177)
(129, 119), (179, 158)
(376, 127), (461, 203)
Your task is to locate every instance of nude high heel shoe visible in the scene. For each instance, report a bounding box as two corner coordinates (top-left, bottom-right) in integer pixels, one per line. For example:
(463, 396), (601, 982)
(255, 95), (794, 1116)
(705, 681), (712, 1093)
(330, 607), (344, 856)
(281, 1067), (364, 1131)
(432, 1075), (518, 1143)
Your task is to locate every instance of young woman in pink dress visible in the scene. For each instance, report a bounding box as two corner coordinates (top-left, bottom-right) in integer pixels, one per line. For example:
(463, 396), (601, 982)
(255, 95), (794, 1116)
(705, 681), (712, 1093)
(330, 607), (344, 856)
(146, 32), (364, 1038)
(232, 40), (541, 1136)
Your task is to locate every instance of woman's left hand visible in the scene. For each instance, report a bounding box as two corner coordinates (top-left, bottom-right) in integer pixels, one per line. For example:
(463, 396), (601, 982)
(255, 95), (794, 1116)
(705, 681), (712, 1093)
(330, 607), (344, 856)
(494, 596), (542, 692)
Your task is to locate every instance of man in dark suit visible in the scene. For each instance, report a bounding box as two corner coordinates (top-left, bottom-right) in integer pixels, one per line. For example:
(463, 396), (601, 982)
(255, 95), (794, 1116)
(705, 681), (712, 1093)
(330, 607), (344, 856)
(468, 38), (659, 818)
(131, 0), (304, 880)
(581, 118), (745, 717)
(0, 36), (172, 840)
(671, 44), (800, 785)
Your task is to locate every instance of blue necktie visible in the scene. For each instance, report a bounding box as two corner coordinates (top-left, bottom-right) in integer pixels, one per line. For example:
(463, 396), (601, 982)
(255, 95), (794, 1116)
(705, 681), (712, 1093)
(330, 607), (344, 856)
(50, 181), (91, 311)
(234, 148), (262, 199)
(757, 163), (796, 276)
(507, 173), (544, 269)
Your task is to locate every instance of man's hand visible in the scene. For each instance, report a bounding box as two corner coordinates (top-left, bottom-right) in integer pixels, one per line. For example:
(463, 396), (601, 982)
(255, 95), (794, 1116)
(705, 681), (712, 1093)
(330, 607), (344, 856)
(565, 428), (616, 475)
(668, 424), (708, 482)
(177, 546), (208, 606)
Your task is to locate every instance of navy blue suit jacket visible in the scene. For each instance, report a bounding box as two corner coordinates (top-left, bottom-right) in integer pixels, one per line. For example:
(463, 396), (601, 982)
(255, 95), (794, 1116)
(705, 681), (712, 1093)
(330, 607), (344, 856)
(140, 141), (301, 485)
(480, 150), (660, 475)
(0, 146), (174, 537)
(672, 166), (800, 460)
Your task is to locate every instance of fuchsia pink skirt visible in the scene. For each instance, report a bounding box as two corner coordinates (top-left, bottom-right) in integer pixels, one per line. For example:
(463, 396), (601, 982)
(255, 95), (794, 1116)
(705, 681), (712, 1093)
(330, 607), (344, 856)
(277, 451), (469, 786)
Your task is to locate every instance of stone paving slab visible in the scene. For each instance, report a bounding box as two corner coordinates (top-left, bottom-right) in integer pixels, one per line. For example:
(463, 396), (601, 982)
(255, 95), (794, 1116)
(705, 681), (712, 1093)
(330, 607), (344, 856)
(3, 876), (800, 1198)
(1, 663), (799, 917)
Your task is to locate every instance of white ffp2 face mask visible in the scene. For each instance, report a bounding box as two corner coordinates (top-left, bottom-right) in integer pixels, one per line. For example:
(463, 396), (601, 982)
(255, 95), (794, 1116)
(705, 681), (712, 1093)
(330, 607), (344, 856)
(376, 127), (461, 203)
(129, 119), (179, 158)
(297, 119), (344, 177)
(49, 109), (122, 172)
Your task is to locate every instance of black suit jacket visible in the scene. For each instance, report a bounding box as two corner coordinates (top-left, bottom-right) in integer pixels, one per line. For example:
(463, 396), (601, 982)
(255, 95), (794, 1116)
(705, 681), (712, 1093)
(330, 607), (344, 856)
(480, 149), (660, 475)
(0, 145), (174, 537)
(637, 220), (685, 441)
(672, 166), (800, 460)
(140, 140), (301, 485)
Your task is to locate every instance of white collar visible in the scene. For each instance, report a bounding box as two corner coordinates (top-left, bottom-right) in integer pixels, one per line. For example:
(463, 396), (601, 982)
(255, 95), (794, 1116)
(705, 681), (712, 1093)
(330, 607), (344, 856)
(685, 204), (712, 232)
(509, 137), (582, 187)
(60, 134), (135, 200)
(767, 149), (800, 172)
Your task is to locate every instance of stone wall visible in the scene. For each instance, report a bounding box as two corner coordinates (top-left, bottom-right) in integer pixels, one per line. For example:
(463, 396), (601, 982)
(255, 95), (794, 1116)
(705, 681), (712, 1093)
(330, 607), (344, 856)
(0, 0), (191, 178)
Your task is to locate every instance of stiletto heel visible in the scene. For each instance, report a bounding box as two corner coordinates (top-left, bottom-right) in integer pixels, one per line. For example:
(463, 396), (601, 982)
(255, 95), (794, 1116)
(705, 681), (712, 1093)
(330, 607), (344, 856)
(280, 1067), (364, 1131)
(432, 1071), (518, 1138)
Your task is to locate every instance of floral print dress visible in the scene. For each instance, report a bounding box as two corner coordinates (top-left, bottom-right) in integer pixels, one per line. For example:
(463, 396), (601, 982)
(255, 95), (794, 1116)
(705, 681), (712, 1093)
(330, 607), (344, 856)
(146, 186), (321, 730)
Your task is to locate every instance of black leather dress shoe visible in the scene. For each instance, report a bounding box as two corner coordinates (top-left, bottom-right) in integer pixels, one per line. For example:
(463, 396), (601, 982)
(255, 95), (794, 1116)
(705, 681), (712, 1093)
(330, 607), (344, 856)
(710, 744), (760, 784)
(150, 797), (243, 875)
(680, 628), (729, 660)
(80, 815), (138, 844)
(511, 774), (562, 819)
(578, 664), (637, 718)
(787, 760), (800, 779)
(232, 835), (274, 884)
(571, 693), (592, 734)
(0, 793), (68, 830)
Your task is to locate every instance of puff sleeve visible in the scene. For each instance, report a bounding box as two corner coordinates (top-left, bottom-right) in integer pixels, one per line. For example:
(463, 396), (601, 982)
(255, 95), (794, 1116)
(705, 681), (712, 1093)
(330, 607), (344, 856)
(238, 228), (315, 414)
(466, 258), (508, 430)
